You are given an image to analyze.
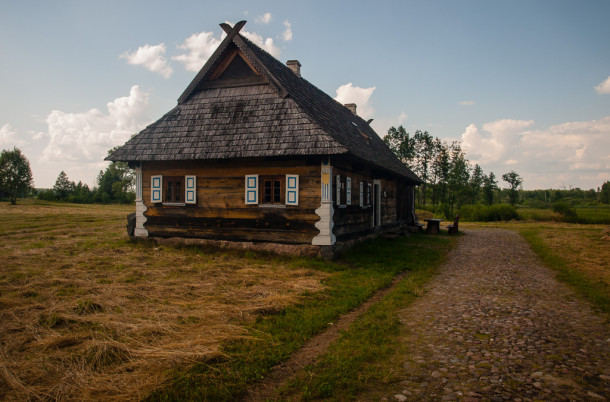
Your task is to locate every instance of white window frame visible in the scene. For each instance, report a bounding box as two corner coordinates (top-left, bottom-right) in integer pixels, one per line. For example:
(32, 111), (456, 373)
(185, 175), (197, 204)
(286, 174), (299, 206)
(346, 177), (352, 205)
(151, 175), (162, 203)
(336, 175), (341, 206)
(245, 175), (259, 204)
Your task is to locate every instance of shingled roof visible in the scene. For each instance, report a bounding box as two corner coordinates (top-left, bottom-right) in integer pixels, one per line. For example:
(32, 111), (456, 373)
(107, 21), (421, 184)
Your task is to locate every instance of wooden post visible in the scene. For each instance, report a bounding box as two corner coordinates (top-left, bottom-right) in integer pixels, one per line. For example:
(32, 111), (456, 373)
(312, 159), (336, 246)
(134, 165), (149, 237)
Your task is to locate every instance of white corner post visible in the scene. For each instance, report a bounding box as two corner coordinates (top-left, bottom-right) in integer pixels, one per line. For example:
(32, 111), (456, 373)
(134, 165), (149, 237)
(312, 159), (336, 246)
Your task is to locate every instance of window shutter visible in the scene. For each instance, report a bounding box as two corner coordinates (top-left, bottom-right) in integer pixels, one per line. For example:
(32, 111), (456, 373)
(286, 174), (299, 206)
(360, 181), (364, 207)
(151, 175), (162, 203)
(185, 175), (196, 204)
(346, 177), (352, 205)
(336, 175), (341, 205)
(245, 175), (258, 204)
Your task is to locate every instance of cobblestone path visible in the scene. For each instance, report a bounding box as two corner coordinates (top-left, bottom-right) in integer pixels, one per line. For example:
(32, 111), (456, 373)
(390, 229), (609, 401)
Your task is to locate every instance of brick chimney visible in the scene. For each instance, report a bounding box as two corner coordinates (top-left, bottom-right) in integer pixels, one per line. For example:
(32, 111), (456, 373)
(345, 103), (357, 115)
(286, 60), (301, 76)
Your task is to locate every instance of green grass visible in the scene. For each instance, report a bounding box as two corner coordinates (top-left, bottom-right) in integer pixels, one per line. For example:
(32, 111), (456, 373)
(147, 235), (455, 401)
(517, 205), (610, 224)
(518, 227), (610, 315)
(279, 235), (452, 400)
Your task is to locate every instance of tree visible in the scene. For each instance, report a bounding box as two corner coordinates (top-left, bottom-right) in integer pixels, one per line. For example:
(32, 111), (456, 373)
(447, 142), (470, 212)
(502, 170), (523, 205)
(53, 171), (74, 200)
(0, 147), (33, 205)
(430, 138), (450, 206)
(469, 164), (484, 204)
(383, 126), (416, 166)
(482, 172), (498, 205)
(601, 181), (610, 204)
(413, 130), (434, 205)
(94, 149), (135, 204)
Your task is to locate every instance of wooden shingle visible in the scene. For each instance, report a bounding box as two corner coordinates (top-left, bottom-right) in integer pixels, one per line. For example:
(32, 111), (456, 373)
(107, 21), (420, 184)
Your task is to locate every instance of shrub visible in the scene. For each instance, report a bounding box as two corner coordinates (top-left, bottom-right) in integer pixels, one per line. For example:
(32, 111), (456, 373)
(436, 203), (453, 220)
(459, 204), (519, 222)
(551, 201), (577, 221)
(523, 198), (550, 209)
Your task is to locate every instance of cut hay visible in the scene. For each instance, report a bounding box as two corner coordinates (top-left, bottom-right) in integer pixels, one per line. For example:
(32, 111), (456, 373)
(0, 201), (328, 400)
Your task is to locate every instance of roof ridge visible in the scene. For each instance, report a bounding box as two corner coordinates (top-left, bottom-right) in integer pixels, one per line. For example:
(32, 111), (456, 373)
(178, 21), (247, 104)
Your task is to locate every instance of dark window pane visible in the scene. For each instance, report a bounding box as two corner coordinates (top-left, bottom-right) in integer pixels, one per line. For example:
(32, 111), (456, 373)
(273, 180), (281, 202)
(264, 180), (272, 203)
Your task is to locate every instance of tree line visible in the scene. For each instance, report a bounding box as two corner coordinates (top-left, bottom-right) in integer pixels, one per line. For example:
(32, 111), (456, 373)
(0, 147), (134, 205)
(383, 126), (609, 214)
(383, 126), (523, 212)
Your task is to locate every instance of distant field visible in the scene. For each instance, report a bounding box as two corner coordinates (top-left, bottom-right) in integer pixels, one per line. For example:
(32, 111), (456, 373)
(517, 205), (610, 224)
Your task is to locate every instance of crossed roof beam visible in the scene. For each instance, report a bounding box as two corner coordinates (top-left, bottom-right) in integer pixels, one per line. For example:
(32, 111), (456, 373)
(178, 20), (287, 104)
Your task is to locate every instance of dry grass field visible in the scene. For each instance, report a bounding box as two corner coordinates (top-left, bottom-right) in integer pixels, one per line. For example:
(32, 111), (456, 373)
(0, 201), (327, 400)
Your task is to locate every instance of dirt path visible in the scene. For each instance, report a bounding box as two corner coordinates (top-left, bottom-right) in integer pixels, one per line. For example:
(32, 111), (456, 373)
(389, 229), (610, 401)
(242, 272), (409, 401)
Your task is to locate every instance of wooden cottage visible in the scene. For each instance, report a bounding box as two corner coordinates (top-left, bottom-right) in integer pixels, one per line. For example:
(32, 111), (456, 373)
(107, 21), (421, 257)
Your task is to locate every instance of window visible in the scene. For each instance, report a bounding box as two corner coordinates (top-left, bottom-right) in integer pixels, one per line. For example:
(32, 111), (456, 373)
(164, 176), (184, 203)
(336, 175), (348, 206)
(336, 175), (341, 205)
(359, 181), (371, 208)
(346, 177), (352, 205)
(150, 175), (196, 205)
(244, 174), (299, 206)
(261, 176), (284, 204)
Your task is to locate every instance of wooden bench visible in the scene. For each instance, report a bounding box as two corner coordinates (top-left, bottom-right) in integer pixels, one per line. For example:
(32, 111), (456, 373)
(447, 215), (459, 235)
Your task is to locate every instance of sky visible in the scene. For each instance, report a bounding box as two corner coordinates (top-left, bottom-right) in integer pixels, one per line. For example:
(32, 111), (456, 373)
(1, 0), (609, 190)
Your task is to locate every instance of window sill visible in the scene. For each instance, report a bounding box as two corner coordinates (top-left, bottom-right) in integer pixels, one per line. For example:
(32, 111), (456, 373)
(162, 202), (186, 207)
(259, 204), (287, 209)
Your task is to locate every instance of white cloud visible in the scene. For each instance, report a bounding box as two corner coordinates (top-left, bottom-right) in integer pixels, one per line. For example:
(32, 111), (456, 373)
(172, 30), (225, 72)
(334, 83), (376, 119)
(172, 27), (280, 71)
(460, 117), (610, 189)
(39, 86), (151, 184)
(120, 43), (173, 78)
(371, 112), (408, 137)
(282, 21), (293, 41)
(594, 76), (610, 94)
(242, 30), (281, 58)
(459, 100), (475, 106)
(255, 12), (272, 24)
(0, 123), (27, 148)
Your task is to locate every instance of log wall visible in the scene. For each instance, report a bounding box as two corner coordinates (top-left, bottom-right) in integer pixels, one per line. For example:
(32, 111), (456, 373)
(331, 159), (402, 241)
(141, 158), (320, 244)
